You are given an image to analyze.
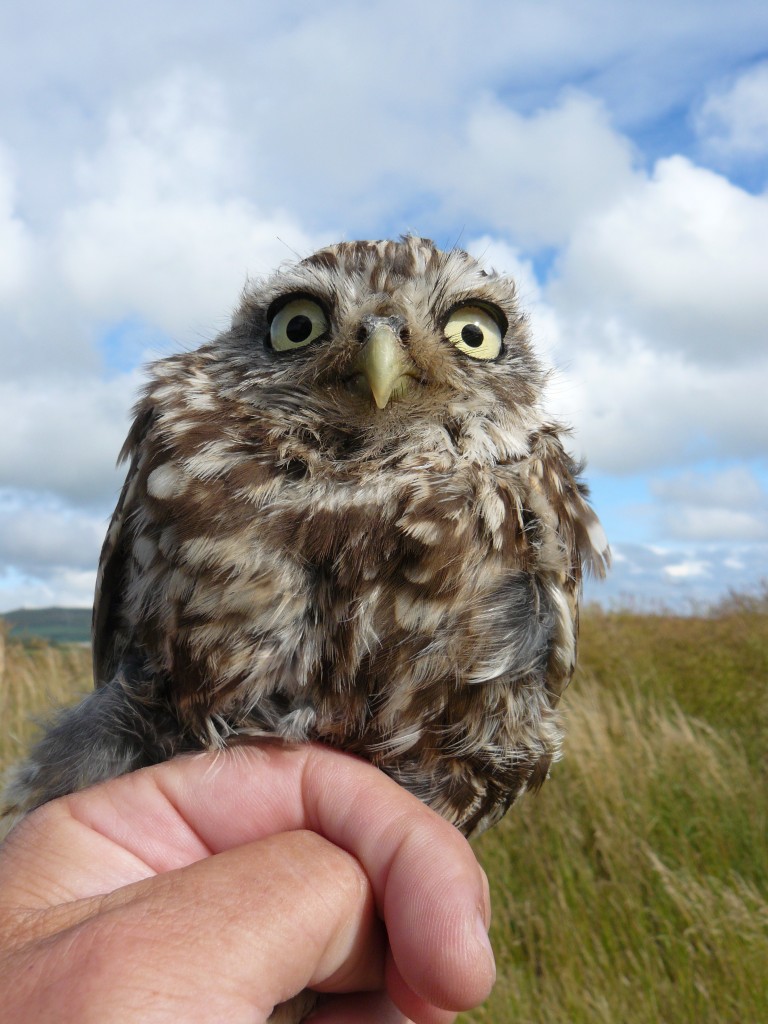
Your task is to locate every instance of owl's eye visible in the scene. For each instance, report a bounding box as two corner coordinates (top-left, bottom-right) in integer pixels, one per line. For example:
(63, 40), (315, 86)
(444, 305), (503, 360)
(269, 297), (329, 351)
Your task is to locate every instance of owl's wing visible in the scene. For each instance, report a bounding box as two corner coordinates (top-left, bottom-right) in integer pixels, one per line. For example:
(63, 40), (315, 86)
(528, 425), (610, 702)
(92, 401), (156, 689)
(537, 426), (610, 580)
(2, 402), (167, 815)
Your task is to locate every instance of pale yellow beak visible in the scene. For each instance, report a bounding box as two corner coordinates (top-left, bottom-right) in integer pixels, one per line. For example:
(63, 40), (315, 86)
(352, 325), (416, 409)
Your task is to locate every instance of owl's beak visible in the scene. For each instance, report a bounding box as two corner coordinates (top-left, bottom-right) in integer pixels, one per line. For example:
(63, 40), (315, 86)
(352, 324), (416, 409)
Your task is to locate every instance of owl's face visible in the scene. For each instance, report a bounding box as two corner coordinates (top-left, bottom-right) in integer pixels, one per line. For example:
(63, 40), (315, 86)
(213, 237), (545, 463)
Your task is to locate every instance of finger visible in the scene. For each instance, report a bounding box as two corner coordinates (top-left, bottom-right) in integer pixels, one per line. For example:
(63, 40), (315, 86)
(384, 950), (464, 1024)
(7, 831), (384, 1023)
(3, 744), (495, 1013)
(174, 744), (496, 1013)
(139, 743), (496, 1012)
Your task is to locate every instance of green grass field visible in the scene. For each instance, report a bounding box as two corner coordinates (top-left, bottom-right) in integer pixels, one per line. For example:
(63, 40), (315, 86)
(1, 596), (766, 1023)
(470, 592), (768, 1024)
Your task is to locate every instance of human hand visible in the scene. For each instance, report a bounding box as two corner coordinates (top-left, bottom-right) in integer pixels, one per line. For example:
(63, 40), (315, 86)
(0, 744), (495, 1023)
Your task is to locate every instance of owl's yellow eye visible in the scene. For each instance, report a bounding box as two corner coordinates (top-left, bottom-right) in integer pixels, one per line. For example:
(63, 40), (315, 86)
(444, 305), (503, 360)
(269, 297), (328, 351)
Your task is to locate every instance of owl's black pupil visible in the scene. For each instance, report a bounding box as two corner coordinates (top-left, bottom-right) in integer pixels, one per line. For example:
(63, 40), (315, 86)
(286, 315), (313, 343)
(461, 324), (484, 348)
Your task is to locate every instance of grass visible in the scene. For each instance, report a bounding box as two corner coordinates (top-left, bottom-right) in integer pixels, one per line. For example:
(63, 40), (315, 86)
(1, 598), (766, 1023)
(469, 591), (768, 1024)
(0, 628), (91, 776)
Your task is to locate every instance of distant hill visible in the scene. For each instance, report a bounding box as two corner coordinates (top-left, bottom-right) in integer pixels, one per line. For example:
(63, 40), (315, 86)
(1, 607), (91, 645)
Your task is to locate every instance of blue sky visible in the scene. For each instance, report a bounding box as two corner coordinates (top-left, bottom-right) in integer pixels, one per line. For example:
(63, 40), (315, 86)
(0, 0), (767, 612)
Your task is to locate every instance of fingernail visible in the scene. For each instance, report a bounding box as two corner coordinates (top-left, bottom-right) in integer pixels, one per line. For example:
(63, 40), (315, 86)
(475, 911), (496, 981)
(479, 866), (492, 928)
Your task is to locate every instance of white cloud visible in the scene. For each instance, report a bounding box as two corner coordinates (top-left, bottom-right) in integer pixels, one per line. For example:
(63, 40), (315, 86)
(650, 466), (768, 542)
(723, 556), (745, 571)
(466, 150), (768, 478)
(0, 568), (96, 613)
(57, 75), (333, 339)
(584, 541), (768, 611)
(0, 496), (106, 573)
(651, 465), (765, 508)
(467, 238), (541, 296)
(0, 147), (33, 298)
(663, 559), (711, 579)
(550, 156), (768, 365)
(1, 6), (767, 613)
(503, 152), (768, 476)
(437, 92), (639, 248)
(552, 338), (768, 473)
(4, 2), (768, 198)
(662, 508), (768, 542)
(0, 374), (137, 504)
(487, 266), (768, 475)
(695, 60), (768, 159)
(60, 197), (323, 339)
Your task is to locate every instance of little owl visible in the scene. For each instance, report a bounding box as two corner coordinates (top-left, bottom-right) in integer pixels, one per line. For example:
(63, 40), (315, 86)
(8, 237), (608, 839)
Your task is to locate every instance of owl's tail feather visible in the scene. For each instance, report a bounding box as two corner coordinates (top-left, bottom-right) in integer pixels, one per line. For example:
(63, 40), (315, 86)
(2, 669), (182, 821)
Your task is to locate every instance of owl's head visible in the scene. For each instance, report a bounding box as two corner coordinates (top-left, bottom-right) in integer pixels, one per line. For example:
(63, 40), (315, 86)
(214, 237), (546, 463)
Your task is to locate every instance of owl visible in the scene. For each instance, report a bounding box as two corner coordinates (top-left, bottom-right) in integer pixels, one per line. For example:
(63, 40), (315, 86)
(6, 237), (608, 839)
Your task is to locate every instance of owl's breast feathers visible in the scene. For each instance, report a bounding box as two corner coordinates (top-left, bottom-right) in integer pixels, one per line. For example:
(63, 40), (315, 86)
(94, 352), (608, 835)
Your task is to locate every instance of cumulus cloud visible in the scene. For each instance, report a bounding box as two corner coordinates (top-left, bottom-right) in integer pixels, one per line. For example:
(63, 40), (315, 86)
(695, 60), (768, 160)
(0, 374), (137, 504)
(663, 559), (711, 580)
(57, 75), (333, 338)
(0, 568), (97, 614)
(650, 466), (768, 542)
(550, 156), (768, 364)
(552, 339), (768, 473)
(487, 151), (768, 478)
(651, 465), (765, 508)
(1, 4), (767, 611)
(0, 495), (106, 574)
(437, 92), (640, 248)
(468, 232), (768, 477)
(0, 147), (33, 298)
(0, 495), (104, 612)
(585, 541), (768, 611)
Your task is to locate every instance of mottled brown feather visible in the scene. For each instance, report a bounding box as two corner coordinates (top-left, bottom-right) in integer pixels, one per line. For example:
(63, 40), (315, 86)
(7, 236), (609, 844)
